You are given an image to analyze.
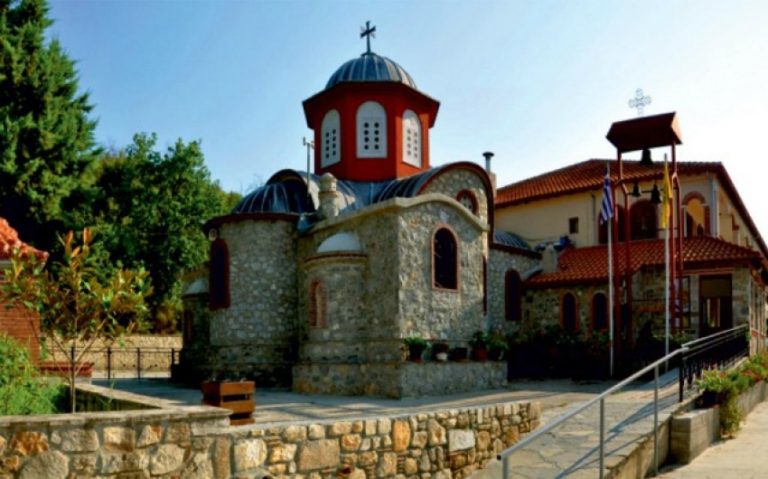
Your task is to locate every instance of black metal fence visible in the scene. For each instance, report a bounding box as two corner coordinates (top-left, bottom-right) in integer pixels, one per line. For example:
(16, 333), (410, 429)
(678, 324), (749, 401)
(66, 346), (180, 379)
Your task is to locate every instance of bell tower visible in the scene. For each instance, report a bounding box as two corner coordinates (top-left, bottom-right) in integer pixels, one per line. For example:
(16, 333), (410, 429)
(302, 23), (440, 182)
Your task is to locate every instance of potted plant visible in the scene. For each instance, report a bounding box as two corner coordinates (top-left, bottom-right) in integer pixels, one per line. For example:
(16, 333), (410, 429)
(470, 331), (489, 362)
(487, 332), (509, 361)
(432, 340), (450, 361)
(403, 337), (429, 362)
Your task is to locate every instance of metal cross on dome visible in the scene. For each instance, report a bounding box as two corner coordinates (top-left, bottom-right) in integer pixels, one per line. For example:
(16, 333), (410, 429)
(628, 88), (652, 116)
(360, 21), (376, 54)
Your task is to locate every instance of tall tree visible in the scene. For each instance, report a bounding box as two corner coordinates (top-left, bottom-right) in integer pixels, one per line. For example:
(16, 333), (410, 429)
(91, 133), (237, 327)
(0, 0), (98, 251)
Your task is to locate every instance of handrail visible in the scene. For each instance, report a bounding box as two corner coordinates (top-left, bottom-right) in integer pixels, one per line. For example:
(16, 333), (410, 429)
(681, 324), (747, 348)
(497, 346), (687, 461)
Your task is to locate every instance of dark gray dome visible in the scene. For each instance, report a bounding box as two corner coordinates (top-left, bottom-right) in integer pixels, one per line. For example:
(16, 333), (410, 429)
(233, 180), (313, 214)
(326, 52), (416, 90)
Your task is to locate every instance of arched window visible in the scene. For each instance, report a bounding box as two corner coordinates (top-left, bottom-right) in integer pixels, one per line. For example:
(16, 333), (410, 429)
(630, 200), (657, 240)
(356, 101), (387, 158)
(561, 293), (578, 333)
(505, 269), (522, 322)
(321, 110), (340, 167)
(598, 207), (626, 244)
(402, 109), (421, 166)
(309, 280), (326, 328)
(591, 293), (608, 332)
(684, 193), (707, 237)
(433, 227), (458, 290)
(209, 238), (230, 310)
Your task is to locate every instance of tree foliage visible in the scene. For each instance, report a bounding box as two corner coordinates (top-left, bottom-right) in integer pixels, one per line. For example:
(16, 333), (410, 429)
(0, 0), (98, 252)
(88, 134), (237, 327)
(1, 229), (151, 412)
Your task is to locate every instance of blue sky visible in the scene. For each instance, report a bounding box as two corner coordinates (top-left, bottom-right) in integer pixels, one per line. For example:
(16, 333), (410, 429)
(49, 1), (768, 236)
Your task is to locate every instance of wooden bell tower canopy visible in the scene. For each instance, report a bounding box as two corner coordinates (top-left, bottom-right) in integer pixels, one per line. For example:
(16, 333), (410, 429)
(606, 112), (682, 154)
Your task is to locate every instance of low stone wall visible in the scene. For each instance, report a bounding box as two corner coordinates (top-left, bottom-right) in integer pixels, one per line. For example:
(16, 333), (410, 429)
(0, 384), (539, 479)
(670, 381), (768, 465)
(294, 361), (507, 398)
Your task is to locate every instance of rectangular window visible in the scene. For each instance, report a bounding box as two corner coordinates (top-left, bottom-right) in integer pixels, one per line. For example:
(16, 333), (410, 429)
(569, 217), (579, 234)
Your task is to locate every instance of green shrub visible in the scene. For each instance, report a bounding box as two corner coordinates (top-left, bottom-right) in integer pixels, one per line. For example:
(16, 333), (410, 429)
(0, 334), (63, 415)
(697, 368), (751, 437)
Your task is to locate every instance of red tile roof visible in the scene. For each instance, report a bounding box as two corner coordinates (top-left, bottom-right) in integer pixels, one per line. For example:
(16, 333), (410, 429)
(495, 159), (768, 258)
(525, 236), (761, 288)
(0, 218), (47, 260)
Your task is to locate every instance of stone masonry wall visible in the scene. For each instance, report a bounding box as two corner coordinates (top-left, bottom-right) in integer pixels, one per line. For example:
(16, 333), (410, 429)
(421, 168), (490, 226)
(487, 248), (539, 335)
(0, 385), (539, 479)
(207, 218), (299, 386)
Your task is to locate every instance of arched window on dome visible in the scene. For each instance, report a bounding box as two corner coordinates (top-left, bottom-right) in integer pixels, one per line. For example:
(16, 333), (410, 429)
(321, 110), (340, 167)
(356, 101), (387, 158)
(433, 227), (458, 290)
(209, 238), (230, 311)
(402, 109), (422, 167)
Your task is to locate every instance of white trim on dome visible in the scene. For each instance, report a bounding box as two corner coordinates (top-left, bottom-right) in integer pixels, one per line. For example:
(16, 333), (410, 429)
(402, 110), (422, 167)
(317, 232), (364, 253)
(356, 101), (387, 158)
(321, 110), (341, 167)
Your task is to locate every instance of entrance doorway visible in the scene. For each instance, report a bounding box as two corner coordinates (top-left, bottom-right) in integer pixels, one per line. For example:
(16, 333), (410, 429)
(699, 275), (732, 336)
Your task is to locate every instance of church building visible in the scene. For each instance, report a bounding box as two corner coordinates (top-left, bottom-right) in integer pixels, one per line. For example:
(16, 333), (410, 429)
(178, 27), (768, 396)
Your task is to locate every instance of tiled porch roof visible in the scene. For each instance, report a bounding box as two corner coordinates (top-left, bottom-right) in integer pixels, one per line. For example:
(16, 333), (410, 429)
(525, 236), (761, 288)
(0, 218), (46, 261)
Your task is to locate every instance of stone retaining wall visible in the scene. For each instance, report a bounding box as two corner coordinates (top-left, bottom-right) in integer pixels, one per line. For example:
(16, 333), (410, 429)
(44, 335), (182, 373)
(0, 384), (539, 479)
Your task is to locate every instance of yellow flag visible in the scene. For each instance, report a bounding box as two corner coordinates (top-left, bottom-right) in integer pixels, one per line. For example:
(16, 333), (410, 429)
(661, 158), (673, 229)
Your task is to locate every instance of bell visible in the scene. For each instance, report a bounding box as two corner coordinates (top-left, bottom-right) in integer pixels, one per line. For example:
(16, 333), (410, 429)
(640, 148), (653, 166)
(631, 180), (641, 198)
(650, 184), (662, 205)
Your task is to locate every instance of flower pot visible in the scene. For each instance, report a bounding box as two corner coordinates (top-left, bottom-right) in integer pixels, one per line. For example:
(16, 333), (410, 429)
(408, 344), (426, 362)
(450, 347), (469, 362)
(472, 346), (488, 362)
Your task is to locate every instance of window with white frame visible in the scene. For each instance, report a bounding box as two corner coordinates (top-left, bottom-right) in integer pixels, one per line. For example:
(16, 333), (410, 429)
(356, 101), (387, 158)
(402, 109), (421, 166)
(321, 110), (340, 167)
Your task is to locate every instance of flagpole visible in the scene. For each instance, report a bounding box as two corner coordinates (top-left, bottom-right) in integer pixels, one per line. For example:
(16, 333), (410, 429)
(607, 165), (614, 378)
(664, 154), (671, 367)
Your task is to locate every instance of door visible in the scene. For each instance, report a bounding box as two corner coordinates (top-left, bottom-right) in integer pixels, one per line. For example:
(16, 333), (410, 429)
(699, 275), (733, 336)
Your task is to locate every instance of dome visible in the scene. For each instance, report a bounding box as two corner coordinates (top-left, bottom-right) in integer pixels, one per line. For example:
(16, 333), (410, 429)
(317, 232), (363, 253)
(325, 52), (417, 90)
(233, 180), (313, 214)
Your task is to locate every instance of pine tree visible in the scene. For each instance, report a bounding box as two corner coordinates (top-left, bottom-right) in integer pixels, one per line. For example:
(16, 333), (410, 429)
(0, 0), (97, 251)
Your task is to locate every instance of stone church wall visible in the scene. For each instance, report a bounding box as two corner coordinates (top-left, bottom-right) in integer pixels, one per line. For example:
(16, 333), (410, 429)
(207, 218), (299, 386)
(421, 168), (490, 225)
(487, 248), (539, 334)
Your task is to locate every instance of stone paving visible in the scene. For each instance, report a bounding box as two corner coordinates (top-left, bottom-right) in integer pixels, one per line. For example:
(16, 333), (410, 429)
(93, 378), (609, 427)
(657, 400), (768, 479)
(471, 369), (687, 479)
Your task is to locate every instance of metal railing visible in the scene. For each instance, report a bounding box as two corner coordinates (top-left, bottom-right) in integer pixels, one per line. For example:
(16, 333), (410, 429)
(64, 346), (180, 379)
(497, 325), (750, 479)
(679, 324), (749, 401)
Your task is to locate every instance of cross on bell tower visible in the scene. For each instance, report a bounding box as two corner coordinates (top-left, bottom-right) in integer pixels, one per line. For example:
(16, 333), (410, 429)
(360, 20), (376, 54)
(628, 88), (652, 116)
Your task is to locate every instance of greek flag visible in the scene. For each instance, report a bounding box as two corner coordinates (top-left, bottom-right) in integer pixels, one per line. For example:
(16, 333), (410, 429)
(599, 170), (613, 225)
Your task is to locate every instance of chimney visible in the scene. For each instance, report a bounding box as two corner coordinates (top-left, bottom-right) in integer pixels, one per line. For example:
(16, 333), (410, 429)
(542, 244), (558, 274)
(319, 173), (339, 219)
(482, 151), (497, 198)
